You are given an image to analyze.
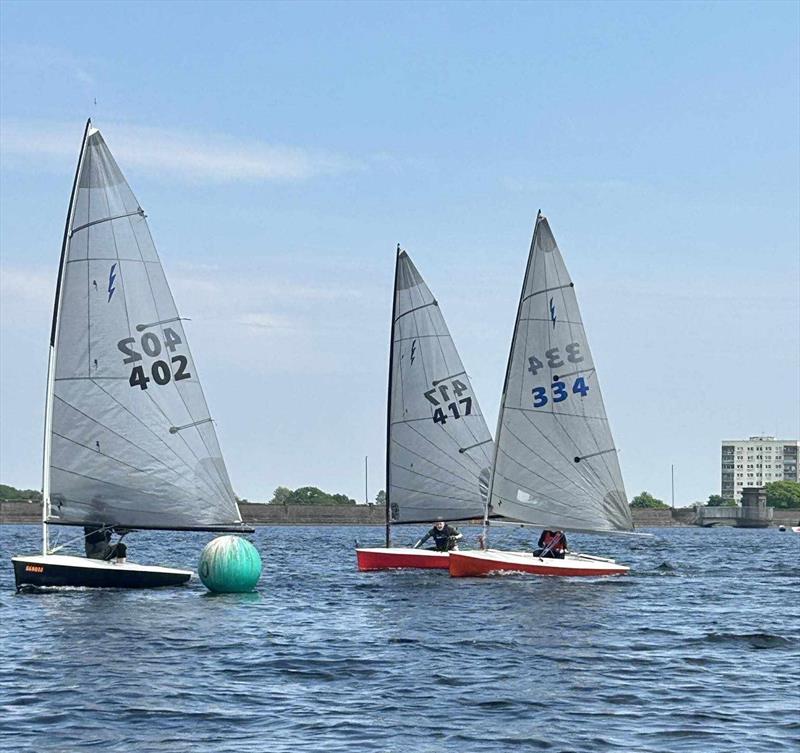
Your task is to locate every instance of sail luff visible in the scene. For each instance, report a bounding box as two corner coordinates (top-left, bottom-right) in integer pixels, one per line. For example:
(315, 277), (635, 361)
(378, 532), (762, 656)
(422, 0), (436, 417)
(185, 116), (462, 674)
(384, 245), (401, 547)
(50, 119), (93, 348)
(42, 119), (93, 553)
(485, 211), (543, 523)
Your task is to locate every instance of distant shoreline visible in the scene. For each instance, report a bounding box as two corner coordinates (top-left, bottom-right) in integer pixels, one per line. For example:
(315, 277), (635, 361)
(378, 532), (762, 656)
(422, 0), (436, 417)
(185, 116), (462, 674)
(2, 500), (798, 527)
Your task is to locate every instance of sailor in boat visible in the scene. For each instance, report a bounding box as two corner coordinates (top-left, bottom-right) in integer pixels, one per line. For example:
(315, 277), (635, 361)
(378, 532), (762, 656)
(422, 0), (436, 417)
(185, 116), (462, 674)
(84, 526), (129, 564)
(413, 519), (463, 552)
(534, 529), (567, 559)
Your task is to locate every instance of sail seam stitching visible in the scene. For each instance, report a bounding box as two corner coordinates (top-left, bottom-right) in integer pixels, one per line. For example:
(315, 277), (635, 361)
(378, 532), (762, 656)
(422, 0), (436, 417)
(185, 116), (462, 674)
(83, 382), (220, 497)
(54, 391), (204, 491)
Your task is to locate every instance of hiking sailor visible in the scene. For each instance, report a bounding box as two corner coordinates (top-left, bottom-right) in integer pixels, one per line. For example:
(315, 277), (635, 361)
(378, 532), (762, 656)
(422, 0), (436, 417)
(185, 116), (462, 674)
(414, 519), (463, 551)
(84, 526), (128, 563)
(535, 529), (567, 559)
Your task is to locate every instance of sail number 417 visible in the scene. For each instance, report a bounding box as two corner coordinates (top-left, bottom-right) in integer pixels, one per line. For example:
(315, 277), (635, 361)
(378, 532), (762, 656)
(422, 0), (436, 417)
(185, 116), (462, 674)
(424, 379), (473, 425)
(117, 327), (192, 390)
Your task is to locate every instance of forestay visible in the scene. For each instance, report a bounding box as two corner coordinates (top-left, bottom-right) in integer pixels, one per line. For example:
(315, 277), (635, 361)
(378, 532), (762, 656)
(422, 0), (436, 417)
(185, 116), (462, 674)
(387, 250), (494, 523)
(46, 125), (242, 530)
(487, 214), (633, 532)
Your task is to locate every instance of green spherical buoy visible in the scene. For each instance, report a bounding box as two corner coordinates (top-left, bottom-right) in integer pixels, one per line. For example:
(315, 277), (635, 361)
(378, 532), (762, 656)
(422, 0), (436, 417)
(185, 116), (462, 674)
(199, 536), (262, 593)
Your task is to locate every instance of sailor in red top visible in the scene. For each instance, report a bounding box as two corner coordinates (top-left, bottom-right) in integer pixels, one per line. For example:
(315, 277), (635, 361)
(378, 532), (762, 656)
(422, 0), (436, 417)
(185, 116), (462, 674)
(535, 529), (568, 559)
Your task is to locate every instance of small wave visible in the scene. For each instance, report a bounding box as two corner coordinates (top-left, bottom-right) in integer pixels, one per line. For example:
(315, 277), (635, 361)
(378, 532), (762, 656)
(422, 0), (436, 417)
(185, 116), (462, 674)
(602, 692), (642, 704)
(698, 632), (793, 650)
(633, 561), (680, 577)
(472, 699), (518, 710)
(637, 626), (682, 636)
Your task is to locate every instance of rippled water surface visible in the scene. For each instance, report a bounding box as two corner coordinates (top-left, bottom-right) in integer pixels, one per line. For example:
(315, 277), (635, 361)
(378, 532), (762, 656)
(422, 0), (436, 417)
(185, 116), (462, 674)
(1, 524), (798, 753)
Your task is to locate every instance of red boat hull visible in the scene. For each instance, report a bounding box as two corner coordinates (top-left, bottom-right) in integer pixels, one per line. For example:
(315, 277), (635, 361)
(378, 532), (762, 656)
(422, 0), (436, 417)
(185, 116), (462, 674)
(356, 547), (450, 571)
(449, 550), (629, 577)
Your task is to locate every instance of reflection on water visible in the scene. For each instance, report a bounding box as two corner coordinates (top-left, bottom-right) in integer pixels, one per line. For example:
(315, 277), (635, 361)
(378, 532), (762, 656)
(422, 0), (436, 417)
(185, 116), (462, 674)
(1, 524), (798, 753)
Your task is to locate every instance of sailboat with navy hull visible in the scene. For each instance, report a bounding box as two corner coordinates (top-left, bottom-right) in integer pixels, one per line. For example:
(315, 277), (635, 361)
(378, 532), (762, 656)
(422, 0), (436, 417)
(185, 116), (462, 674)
(12, 120), (251, 591)
(356, 248), (494, 570)
(449, 212), (633, 577)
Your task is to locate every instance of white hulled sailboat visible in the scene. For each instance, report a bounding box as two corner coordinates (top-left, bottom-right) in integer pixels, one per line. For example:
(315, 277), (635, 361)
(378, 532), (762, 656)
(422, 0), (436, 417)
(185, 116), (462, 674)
(12, 121), (251, 590)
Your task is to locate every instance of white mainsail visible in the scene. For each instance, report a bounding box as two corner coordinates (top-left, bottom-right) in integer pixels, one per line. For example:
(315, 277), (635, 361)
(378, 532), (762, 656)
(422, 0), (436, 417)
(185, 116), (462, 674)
(487, 213), (633, 533)
(44, 122), (243, 531)
(387, 249), (494, 523)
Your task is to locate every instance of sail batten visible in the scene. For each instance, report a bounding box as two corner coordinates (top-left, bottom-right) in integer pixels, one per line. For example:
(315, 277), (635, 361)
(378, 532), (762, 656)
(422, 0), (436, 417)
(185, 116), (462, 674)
(387, 251), (494, 524)
(488, 214), (633, 533)
(46, 126), (242, 530)
(70, 208), (144, 236)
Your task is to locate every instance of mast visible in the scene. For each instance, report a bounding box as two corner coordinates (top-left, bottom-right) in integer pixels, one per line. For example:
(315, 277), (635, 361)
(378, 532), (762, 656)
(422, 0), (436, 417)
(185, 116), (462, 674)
(41, 118), (92, 555)
(384, 245), (401, 547)
(483, 211), (543, 543)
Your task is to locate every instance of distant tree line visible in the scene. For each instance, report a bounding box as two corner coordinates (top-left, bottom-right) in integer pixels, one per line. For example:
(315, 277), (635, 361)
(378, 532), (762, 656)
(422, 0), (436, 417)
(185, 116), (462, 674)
(702, 494), (737, 507)
(762, 480), (800, 509)
(7, 477), (797, 510)
(629, 481), (800, 510)
(268, 486), (357, 505)
(705, 481), (800, 509)
(629, 491), (670, 509)
(0, 484), (42, 502)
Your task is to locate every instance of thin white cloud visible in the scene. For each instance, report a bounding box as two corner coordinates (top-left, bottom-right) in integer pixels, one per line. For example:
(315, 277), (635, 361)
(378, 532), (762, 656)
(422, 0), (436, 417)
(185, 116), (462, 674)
(238, 313), (297, 330)
(0, 262), (367, 377)
(0, 265), (55, 332)
(0, 44), (95, 88)
(0, 119), (364, 183)
(172, 270), (364, 309)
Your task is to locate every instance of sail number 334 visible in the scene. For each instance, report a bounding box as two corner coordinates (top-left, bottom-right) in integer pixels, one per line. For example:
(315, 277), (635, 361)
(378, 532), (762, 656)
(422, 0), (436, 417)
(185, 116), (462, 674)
(528, 342), (589, 408)
(117, 327), (191, 390)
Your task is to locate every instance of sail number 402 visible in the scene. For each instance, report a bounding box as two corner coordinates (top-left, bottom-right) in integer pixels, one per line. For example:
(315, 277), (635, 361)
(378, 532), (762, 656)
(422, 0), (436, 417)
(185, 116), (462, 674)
(424, 379), (472, 425)
(117, 327), (192, 390)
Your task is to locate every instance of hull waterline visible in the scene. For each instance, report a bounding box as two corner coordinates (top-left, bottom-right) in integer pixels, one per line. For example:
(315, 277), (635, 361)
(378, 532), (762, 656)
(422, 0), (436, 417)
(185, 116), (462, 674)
(448, 550), (629, 577)
(356, 547), (450, 571)
(12, 554), (192, 591)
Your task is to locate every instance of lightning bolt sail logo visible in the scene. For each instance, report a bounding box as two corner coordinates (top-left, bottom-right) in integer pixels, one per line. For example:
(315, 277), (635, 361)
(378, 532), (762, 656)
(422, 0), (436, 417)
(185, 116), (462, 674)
(107, 263), (117, 302)
(410, 339), (417, 365)
(549, 296), (557, 329)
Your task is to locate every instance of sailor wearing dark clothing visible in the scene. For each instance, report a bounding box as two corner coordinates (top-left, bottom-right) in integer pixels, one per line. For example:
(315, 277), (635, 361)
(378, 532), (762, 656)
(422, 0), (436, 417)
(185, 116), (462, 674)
(84, 526), (127, 562)
(414, 520), (463, 552)
(535, 529), (567, 559)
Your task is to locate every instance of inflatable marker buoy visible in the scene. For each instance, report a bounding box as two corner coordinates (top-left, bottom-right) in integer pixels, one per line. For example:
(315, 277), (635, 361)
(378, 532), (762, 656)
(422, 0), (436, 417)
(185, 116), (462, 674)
(199, 536), (262, 593)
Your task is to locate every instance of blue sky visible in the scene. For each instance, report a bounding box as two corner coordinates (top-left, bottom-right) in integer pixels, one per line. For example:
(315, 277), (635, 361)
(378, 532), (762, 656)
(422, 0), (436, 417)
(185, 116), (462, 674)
(1, 0), (798, 506)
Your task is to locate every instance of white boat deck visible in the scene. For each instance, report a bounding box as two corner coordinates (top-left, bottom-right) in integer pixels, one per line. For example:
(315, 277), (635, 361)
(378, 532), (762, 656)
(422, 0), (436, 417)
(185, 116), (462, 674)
(13, 554), (193, 576)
